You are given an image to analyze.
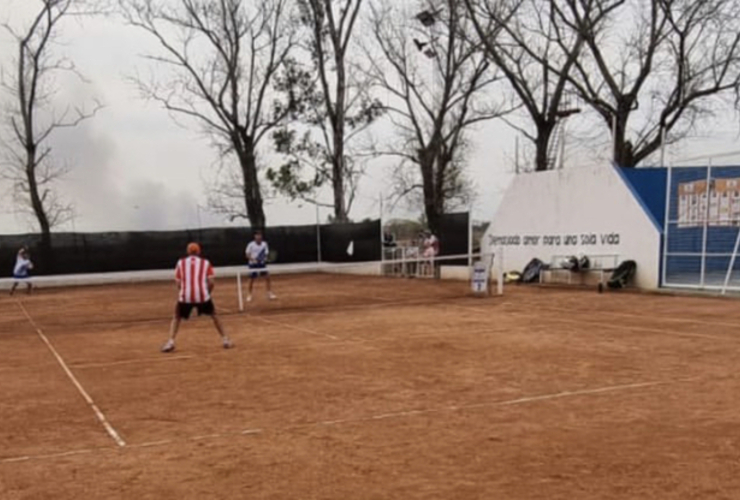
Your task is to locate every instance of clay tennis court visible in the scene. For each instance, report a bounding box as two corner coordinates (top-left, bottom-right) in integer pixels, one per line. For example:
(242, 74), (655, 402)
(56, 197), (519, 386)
(1, 274), (739, 499)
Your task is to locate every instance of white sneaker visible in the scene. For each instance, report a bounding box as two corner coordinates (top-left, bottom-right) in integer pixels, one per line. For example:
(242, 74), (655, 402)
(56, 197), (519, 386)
(246, 295), (253, 303)
(223, 338), (234, 349)
(268, 292), (277, 300)
(161, 340), (175, 353)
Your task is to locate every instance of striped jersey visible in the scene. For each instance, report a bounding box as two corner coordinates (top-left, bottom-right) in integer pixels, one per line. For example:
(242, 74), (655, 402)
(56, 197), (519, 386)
(175, 256), (214, 303)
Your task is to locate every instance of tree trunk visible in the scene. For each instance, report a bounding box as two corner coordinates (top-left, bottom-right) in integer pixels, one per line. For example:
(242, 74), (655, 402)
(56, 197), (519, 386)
(611, 112), (636, 168)
(26, 149), (53, 273)
(419, 146), (441, 235)
(534, 125), (553, 172)
(424, 194), (441, 236)
(237, 136), (266, 229)
(331, 51), (349, 223)
(331, 126), (348, 223)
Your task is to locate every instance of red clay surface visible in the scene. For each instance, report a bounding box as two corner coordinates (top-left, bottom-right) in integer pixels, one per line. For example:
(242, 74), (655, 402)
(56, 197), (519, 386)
(1, 274), (740, 499)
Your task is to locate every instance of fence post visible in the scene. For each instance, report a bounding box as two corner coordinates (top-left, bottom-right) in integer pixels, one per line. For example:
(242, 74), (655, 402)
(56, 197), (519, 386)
(496, 246), (504, 296)
(699, 160), (712, 288)
(661, 164), (672, 287)
(722, 226), (740, 294)
(660, 126), (666, 168)
(315, 201), (322, 264)
(379, 193), (384, 265)
(467, 208), (473, 267)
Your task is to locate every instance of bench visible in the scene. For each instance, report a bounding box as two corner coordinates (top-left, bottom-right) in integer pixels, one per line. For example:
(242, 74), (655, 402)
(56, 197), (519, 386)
(540, 254), (620, 287)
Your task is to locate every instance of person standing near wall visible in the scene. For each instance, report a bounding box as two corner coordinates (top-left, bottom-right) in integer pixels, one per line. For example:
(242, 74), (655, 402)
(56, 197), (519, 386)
(421, 231), (440, 276)
(10, 247), (34, 296)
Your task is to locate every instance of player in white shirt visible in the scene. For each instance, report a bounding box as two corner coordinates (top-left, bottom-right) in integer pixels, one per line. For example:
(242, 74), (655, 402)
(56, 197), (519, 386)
(10, 247), (34, 296)
(245, 231), (276, 302)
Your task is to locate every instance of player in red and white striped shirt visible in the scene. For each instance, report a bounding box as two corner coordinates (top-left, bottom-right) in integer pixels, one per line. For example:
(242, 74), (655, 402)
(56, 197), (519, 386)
(161, 243), (233, 353)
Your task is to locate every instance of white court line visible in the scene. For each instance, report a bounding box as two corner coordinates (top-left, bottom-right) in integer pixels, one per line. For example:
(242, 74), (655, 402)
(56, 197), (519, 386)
(250, 295), (450, 320)
(189, 433), (226, 441)
(0, 377), (685, 465)
(468, 380), (681, 408)
(59, 326), (492, 373)
(448, 303), (739, 343)
(15, 301), (127, 447)
(240, 428), (263, 435)
(290, 293), (740, 343)
(510, 299), (740, 330)
(250, 314), (340, 341)
(71, 355), (194, 370)
(130, 439), (173, 449)
(1, 448), (99, 464)
(312, 379), (677, 428)
(66, 335), (376, 373)
(252, 314), (381, 351)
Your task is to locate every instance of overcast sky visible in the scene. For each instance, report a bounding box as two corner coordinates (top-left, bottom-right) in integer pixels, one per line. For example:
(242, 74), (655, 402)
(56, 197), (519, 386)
(2, 0), (740, 235)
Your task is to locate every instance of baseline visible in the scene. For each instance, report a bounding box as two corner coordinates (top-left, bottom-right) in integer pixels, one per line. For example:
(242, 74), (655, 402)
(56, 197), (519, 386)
(0, 377), (690, 465)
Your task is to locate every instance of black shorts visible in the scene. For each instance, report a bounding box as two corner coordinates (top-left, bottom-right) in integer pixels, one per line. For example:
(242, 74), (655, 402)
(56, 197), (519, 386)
(176, 300), (215, 320)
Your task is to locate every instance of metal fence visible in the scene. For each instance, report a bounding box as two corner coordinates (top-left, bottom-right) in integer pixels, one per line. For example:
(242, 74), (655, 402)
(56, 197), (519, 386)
(662, 164), (740, 292)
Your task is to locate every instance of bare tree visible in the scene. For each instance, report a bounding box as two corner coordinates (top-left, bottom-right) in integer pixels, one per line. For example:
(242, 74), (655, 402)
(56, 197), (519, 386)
(365, 0), (508, 234)
(267, 0), (382, 222)
(120, 0), (301, 228)
(465, 0), (584, 172)
(1, 0), (102, 263)
(555, 0), (740, 167)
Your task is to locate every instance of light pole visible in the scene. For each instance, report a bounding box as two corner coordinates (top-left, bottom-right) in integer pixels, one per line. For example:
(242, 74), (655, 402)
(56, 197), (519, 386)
(554, 108), (581, 170)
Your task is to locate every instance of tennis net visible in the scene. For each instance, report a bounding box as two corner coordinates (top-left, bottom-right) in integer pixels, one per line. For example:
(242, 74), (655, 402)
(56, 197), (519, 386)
(234, 252), (501, 314)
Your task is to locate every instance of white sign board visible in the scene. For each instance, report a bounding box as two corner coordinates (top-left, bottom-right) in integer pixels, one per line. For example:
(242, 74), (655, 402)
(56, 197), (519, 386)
(483, 165), (661, 289)
(471, 261), (489, 294)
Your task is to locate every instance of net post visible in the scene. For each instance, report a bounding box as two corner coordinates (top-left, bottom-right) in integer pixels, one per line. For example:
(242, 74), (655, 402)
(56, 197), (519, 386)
(401, 247), (406, 277)
(496, 247), (504, 296)
(237, 271), (244, 312)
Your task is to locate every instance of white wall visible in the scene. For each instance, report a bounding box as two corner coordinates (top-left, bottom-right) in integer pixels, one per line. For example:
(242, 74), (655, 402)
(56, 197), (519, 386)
(483, 165), (661, 289)
(440, 266), (470, 280)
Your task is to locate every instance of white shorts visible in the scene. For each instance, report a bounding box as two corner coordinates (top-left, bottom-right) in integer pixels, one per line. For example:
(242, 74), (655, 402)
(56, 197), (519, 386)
(423, 248), (437, 259)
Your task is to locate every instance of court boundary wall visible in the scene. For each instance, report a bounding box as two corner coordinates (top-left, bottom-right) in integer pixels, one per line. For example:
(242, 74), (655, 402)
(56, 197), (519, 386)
(483, 164), (664, 289)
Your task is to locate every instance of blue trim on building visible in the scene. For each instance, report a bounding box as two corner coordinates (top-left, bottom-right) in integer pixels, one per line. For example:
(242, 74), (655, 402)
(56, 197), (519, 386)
(612, 164), (667, 232)
(612, 164), (667, 285)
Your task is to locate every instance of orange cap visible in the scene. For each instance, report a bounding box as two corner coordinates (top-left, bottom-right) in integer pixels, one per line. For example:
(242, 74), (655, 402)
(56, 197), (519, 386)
(187, 242), (201, 256)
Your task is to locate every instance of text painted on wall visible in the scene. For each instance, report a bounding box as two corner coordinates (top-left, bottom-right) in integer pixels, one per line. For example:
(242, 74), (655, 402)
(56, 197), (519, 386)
(488, 233), (621, 247)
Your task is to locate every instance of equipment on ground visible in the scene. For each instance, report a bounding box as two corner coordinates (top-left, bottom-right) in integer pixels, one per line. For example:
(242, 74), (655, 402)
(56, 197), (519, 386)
(521, 258), (546, 283)
(607, 260), (637, 290)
